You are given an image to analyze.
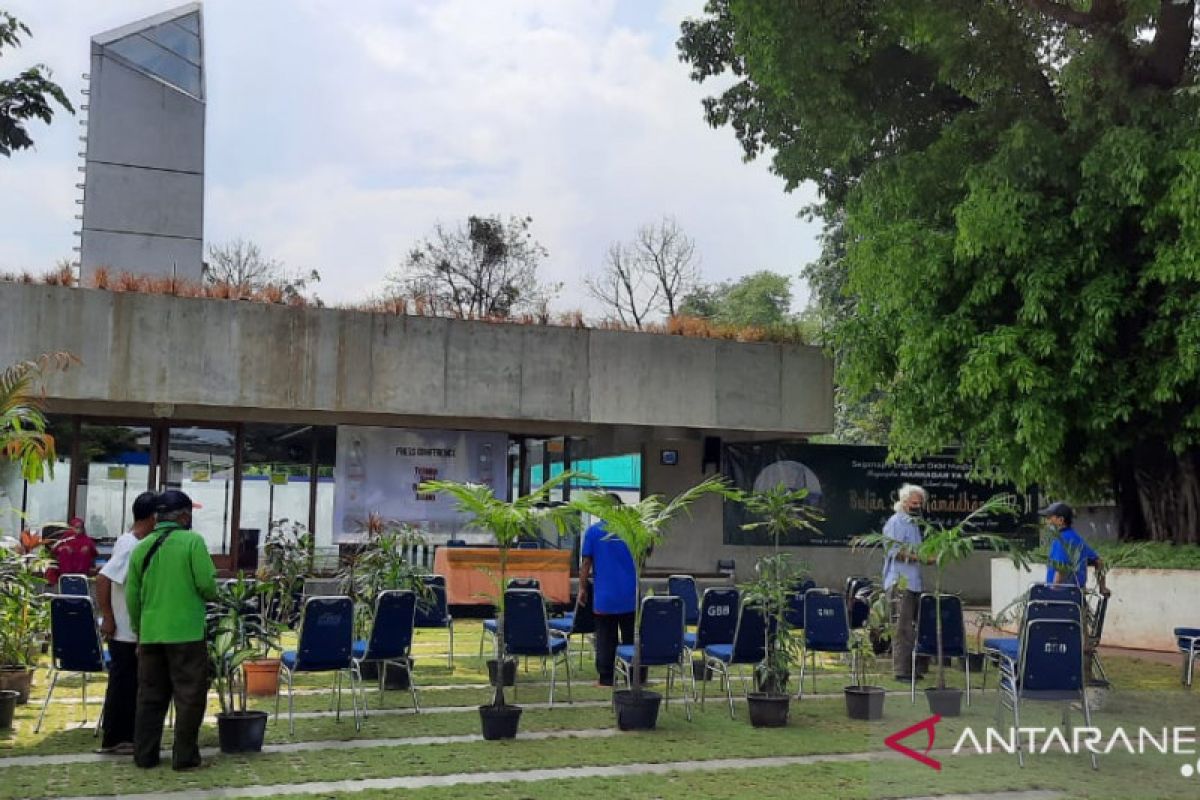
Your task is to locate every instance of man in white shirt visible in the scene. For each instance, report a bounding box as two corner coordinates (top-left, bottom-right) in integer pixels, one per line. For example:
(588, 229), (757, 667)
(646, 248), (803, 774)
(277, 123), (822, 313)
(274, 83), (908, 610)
(95, 491), (157, 755)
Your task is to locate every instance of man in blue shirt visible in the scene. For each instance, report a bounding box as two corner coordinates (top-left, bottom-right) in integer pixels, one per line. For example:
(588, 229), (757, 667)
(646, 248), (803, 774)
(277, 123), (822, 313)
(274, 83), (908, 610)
(578, 494), (637, 687)
(1041, 501), (1109, 595)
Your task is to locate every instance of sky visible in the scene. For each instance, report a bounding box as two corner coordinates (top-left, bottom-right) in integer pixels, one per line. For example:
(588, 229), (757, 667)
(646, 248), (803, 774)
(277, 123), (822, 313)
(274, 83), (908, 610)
(0, 0), (823, 312)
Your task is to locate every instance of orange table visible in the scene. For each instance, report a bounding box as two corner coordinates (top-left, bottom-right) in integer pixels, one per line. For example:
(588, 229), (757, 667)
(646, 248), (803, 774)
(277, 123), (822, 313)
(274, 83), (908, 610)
(432, 547), (572, 605)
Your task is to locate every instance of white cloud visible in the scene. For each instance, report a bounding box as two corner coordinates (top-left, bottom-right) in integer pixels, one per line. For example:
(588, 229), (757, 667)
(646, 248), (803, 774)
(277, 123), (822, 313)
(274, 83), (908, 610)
(2, 0), (822, 311)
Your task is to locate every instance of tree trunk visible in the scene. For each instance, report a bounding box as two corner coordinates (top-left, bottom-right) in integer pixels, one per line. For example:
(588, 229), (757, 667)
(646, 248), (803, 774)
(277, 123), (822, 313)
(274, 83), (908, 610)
(1114, 445), (1200, 544)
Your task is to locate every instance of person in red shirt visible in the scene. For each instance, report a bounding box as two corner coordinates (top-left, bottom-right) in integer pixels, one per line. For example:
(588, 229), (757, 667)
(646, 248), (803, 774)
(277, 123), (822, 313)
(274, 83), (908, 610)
(45, 517), (99, 589)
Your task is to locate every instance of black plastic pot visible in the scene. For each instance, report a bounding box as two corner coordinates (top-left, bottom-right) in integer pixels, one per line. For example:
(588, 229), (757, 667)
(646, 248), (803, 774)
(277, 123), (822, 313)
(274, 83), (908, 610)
(0, 690), (18, 729)
(479, 704), (522, 740)
(844, 685), (886, 720)
(0, 667), (33, 704)
(691, 659), (711, 682)
(487, 658), (516, 687)
(613, 689), (662, 731)
(746, 693), (790, 727)
(925, 687), (964, 717)
(965, 652), (986, 673)
(362, 659), (414, 689)
(216, 711), (269, 753)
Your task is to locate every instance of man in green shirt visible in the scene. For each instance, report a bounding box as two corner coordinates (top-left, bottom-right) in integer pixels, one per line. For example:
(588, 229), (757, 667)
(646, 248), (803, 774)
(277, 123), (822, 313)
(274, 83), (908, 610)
(126, 490), (217, 770)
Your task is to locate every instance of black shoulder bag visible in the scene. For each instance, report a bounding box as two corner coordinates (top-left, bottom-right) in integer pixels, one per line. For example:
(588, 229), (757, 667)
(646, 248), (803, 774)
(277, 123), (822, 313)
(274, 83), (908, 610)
(141, 524), (178, 573)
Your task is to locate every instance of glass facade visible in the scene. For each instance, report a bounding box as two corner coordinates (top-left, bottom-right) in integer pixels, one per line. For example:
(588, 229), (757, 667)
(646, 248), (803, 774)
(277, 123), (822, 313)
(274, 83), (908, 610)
(104, 11), (203, 98)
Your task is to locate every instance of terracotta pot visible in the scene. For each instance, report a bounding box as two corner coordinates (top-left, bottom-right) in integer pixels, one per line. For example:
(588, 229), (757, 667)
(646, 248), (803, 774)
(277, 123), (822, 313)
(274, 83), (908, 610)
(242, 659), (280, 697)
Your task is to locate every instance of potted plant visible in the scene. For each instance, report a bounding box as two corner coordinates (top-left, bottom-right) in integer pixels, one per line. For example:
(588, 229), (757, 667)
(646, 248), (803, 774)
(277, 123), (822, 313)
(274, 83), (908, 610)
(339, 515), (429, 688)
(208, 579), (272, 753)
(570, 476), (728, 731)
(423, 473), (581, 741)
(0, 546), (50, 703)
(855, 493), (1029, 717)
(729, 484), (820, 727)
(261, 518), (313, 627)
(235, 575), (285, 697)
(844, 588), (890, 720)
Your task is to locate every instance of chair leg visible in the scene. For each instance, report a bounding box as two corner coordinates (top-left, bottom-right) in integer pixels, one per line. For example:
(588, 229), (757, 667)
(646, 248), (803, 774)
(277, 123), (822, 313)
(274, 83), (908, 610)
(1013, 693), (1024, 768)
(911, 650), (917, 703)
(287, 669), (296, 736)
(1080, 685), (1098, 770)
(349, 667), (361, 732)
(548, 655), (556, 709)
(274, 667), (283, 721)
(679, 660), (693, 721)
(409, 657), (421, 713)
(564, 650), (572, 704)
(724, 662), (735, 719)
(34, 668), (58, 734)
(964, 656), (971, 707)
(700, 659), (709, 709)
(796, 644), (807, 699)
(81, 671), (88, 728)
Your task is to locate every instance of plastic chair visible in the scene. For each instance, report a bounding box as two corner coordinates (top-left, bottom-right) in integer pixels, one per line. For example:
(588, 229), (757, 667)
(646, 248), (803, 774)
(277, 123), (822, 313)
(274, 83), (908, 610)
(701, 600), (767, 718)
(615, 596), (692, 720)
(1175, 627), (1199, 687)
(667, 575), (701, 627)
(549, 588), (596, 667)
(58, 574), (90, 596)
(797, 589), (852, 697)
(996, 618), (1096, 769)
(911, 594), (970, 705)
(480, 577), (542, 657)
(414, 574), (455, 668)
(502, 588), (571, 706)
(276, 596), (360, 735)
(35, 595), (109, 733)
(352, 589), (420, 714)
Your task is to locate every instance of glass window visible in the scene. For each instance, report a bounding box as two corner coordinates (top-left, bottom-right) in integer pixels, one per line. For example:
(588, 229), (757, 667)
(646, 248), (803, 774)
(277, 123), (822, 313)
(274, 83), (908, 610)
(144, 22), (201, 64)
(0, 415), (74, 540)
(76, 422), (152, 545)
(312, 427), (338, 567)
(164, 426), (235, 553)
(107, 35), (202, 96)
(174, 12), (200, 35)
(241, 424), (313, 560)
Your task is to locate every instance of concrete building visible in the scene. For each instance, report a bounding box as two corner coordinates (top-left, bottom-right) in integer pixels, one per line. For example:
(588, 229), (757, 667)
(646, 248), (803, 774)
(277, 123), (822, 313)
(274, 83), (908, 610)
(79, 4), (205, 283)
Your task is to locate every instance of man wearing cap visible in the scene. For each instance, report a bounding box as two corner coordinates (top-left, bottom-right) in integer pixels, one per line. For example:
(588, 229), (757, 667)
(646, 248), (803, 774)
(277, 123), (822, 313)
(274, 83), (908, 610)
(126, 490), (217, 771)
(1040, 501), (1109, 596)
(94, 491), (158, 756)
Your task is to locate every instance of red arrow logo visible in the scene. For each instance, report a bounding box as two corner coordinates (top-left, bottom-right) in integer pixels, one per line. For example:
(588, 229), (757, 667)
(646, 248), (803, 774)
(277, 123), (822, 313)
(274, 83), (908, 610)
(884, 714), (943, 771)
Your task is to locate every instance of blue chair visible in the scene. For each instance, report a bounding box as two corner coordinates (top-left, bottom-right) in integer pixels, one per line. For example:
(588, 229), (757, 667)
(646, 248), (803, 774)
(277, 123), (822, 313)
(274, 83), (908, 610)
(1175, 627), (1199, 687)
(276, 596), (360, 735)
(414, 574), (455, 668)
(481, 577), (542, 658)
(616, 596), (692, 720)
(502, 588), (571, 706)
(1029, 583), (1083, 605)
(549, 588), (596, 667)
(983, 600), (1082, 690)
(684, 587), (739, 655)
(352, 590), (420, 713)
(58, 573), (90, 596)
(667, 574), (701, 627)
(35, 595), (108, 733)
(702, 600), (767, 718)
(996, 618), (1095, 769)
(846, 576), (873, 629)
(797, 589), (852, 697)
(911, 594), (970, 705)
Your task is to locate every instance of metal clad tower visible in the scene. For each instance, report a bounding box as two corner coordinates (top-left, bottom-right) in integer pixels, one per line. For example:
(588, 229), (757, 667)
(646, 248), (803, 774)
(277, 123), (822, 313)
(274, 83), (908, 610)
(79, 3), (205, 282)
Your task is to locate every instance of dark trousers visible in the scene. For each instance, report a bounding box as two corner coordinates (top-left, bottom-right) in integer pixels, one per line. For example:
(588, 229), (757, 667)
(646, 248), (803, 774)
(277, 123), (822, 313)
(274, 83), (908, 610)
(134, 641), (209, 769)
(101, 640), (138, 747)
(594, 611), (635, 685)
(890, 588), (928, 677)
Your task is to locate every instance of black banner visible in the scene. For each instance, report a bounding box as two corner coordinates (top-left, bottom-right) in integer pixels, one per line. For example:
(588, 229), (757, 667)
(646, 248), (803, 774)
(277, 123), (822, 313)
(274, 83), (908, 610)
(722, 442), (1037, 547)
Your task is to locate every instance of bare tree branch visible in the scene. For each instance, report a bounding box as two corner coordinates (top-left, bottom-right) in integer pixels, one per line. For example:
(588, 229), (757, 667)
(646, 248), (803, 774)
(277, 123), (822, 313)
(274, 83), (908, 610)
(588, 216), (700, 326)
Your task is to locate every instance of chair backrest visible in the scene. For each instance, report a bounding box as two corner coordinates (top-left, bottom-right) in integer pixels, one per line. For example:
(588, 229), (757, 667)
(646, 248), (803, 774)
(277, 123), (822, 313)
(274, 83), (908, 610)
(49, 595), (105, 672)
(846, 577), (873, 629)
(845, 575), (872, 601)
(294, 596), (354, 671)
(364, 590), (417, 661)
(1024, 600), (1082, 625)
(516, 540), (540, 549)
(667, 575), (700, 626)
(695, 587), (739, 648)
(1028, 583), (1082, 605)
(1088, 594), (1108, 642)
(794, 578), (817, 595)
(414, 574), (449, 627)
(1017, 618), (1085, 699)
(803, 589), (850, 652)
(58, 574), (89, 596)
(507, 577), (541, 590)
(637, 596), (685, 665)
(503, 588), (551, 656)
(728, 600), (769, 664)
(784, 591), (805, 629)
(914, 594), (967, 658)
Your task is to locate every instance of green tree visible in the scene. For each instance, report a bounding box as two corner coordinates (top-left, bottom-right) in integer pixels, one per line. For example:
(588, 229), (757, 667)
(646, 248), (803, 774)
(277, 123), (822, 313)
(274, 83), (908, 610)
(1, 11), (73, 158)
(680, 1), (1200, 542)
(680, 270), (792, 328)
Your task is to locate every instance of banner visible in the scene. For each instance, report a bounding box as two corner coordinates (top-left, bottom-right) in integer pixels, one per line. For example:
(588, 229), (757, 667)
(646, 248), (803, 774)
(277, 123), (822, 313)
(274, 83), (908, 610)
(722, 442), (1037, 547)
(334, 426), (508, 541)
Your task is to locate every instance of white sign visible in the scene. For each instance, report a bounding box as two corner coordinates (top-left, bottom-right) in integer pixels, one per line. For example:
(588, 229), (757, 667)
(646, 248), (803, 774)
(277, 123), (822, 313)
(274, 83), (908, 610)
(333, 426), (508, 542)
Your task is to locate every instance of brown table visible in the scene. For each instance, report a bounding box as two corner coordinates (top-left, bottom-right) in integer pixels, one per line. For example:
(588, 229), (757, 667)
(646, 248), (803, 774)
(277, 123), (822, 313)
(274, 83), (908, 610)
(432, 547), (572, 605)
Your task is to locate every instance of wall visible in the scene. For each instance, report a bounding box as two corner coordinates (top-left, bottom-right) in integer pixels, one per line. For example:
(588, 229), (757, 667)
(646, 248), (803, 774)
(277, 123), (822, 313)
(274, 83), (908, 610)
(0, 285), (833, 438)
(642, 437), (995, 602)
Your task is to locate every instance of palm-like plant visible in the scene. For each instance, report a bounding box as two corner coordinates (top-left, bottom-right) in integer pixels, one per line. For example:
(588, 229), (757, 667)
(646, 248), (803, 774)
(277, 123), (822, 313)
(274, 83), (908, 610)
(568, 476), (728, 700)
(854, 493), (1030, 691)
(0, 354), (75, 481)
(422, 472), (583, 709)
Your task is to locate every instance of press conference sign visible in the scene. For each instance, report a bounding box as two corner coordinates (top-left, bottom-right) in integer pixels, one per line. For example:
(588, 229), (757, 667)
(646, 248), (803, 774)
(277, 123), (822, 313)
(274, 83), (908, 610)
(722, 442), (1036, 547)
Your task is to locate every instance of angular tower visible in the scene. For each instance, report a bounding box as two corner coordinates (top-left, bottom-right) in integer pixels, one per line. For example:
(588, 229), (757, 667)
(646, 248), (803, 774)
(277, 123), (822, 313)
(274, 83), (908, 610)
(79, 3), (205, 282)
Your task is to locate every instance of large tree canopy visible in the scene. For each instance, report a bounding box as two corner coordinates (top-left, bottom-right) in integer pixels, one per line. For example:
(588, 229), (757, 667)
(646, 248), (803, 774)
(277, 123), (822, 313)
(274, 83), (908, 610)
(1, 11), (72, 158)
(680, 1), (1200, 542)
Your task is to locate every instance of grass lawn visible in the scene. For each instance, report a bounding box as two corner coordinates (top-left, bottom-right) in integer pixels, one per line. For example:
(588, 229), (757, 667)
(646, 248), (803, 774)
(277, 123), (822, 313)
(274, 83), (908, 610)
(2, 620), (1197, 799)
